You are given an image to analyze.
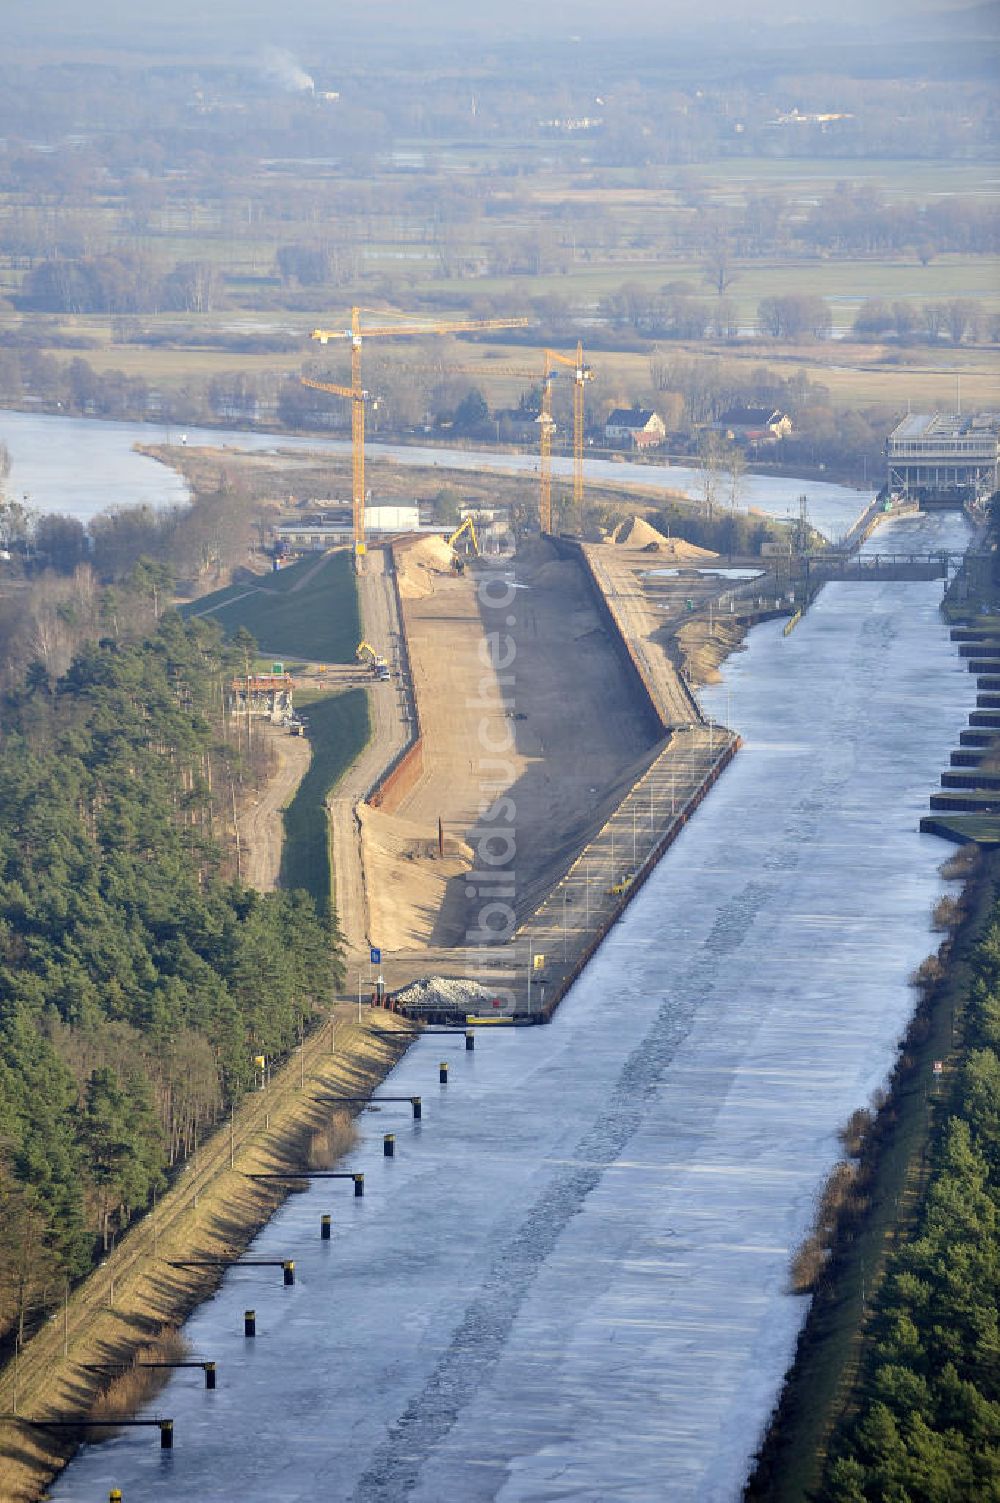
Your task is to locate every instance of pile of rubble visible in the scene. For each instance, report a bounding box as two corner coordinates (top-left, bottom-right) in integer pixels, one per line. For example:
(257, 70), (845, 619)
(391, 975), (507, 1013)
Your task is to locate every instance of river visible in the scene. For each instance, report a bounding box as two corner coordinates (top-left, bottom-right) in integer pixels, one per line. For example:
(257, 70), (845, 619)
(49, 509), (975, 1502)
(0, 408), (873, 541)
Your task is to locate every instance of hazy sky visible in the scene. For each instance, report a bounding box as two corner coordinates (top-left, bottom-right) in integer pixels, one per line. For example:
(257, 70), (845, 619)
(5, 0), (974, 48)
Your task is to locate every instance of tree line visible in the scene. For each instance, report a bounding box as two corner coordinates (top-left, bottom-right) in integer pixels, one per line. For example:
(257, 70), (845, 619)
(853, 297), (1000, 346)
(0, 588), (340, 1354)
(18, 252), (225, 316)
(818, 896), (1000, 1500)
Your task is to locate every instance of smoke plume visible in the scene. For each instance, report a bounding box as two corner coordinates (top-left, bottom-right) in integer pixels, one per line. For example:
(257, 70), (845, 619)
(261, 47), (315, 93)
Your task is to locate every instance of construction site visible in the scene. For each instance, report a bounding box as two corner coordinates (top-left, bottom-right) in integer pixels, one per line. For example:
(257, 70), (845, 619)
(220, 309), (804, 1024)
(174, 312), (974, 1029)
(332, 521), (792, 1022)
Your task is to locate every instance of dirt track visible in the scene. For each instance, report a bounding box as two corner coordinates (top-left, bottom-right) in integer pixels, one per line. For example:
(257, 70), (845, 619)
(241, 725), (312, 891)
(327, 548), (410, 968)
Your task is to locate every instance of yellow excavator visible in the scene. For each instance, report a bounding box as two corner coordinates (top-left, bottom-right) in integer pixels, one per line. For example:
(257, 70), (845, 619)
(356, 640), (390, 678)
(447, 516), (480, 573)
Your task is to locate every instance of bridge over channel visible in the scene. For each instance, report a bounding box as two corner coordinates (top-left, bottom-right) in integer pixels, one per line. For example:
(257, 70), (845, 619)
(803, 551), (965, 583)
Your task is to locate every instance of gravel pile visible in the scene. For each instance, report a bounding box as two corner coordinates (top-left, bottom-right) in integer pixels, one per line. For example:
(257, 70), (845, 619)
(391, 976), (505, 1010)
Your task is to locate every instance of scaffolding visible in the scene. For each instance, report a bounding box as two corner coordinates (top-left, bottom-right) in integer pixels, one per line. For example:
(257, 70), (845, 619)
(227, 673), (295, 722)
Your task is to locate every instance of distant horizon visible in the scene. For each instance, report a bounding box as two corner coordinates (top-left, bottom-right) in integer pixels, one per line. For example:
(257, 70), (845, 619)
(4, 0), (994, 55)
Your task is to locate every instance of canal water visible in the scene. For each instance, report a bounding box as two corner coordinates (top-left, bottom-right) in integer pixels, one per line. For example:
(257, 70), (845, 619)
(0, 408), (872, 540)
(50, 510), (976, 1502)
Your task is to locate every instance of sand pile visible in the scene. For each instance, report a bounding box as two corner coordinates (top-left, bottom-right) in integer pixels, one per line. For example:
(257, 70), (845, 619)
(360, 805), (473, 949)
(406, 534), (455, 569)
(609, 515), (663, 548)
(394, 535), (455, 599)
(610, 516), (718, 561)
(658, 536), (718, 561)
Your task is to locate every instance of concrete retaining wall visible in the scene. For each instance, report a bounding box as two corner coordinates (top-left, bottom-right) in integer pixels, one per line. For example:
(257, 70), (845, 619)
(365, 541), (424, 810)
(369, 737), (424, 812)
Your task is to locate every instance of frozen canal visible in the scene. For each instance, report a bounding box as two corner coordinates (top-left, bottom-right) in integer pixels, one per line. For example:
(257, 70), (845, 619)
(52, 518), (975, 1502)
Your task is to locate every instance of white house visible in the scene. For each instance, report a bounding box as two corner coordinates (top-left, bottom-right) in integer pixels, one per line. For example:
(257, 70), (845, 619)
(604, 408), (667, 450)
(714, 407), (792, 444)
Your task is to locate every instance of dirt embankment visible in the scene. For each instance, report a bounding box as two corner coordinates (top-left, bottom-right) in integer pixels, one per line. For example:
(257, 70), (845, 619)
(674, 615), (750, 685)
(361, 804), (474, 950)
(0, 1011), (412, 1503)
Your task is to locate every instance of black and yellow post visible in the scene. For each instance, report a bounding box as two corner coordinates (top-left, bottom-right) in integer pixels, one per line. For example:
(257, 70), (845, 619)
(159, 1420), (173, 1450)
(321, 1214), (332, 1240)
(204, 1362), (216, 1390)
(411, 1096), (422, 1120)
(465, 1030), (475, 1051)
(283, 1260), (295, 1286)
(110, 1491), (123, 1502)
(353, 1173), (365, 1198)
(383, 1133), (395, 1158)
(244, 1309), (256, 1337)
(439, 1061), (449, 1085)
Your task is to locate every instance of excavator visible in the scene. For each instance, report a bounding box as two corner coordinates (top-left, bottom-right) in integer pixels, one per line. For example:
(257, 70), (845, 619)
(447, 516), (480, 574)
(356, 640), (390, 679)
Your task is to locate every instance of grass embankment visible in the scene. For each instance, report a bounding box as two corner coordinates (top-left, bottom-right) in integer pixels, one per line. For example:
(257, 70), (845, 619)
(281, 688), (371, 909)
(0, 1010), (412, 1503)
(744, 853), (999, 1501)
(183, 550), (361, 662)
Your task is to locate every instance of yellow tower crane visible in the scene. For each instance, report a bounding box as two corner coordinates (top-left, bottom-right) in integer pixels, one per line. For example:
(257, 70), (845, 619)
(537, 351), (557, 535)
(303, 307), (530, 560)
(542, 343), (594, 530)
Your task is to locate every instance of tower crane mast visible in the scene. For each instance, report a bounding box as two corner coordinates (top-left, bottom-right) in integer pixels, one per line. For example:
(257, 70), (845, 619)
(542, 342), (594, 529)
(538, 351), (556, 535)
(304, 307), (529, 560)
